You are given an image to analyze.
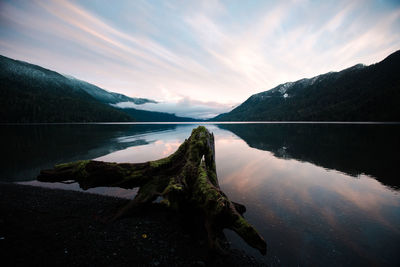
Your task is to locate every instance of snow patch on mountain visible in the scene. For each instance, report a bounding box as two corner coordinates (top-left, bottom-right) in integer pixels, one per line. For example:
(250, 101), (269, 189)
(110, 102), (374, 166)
(277, 82), (294, 94)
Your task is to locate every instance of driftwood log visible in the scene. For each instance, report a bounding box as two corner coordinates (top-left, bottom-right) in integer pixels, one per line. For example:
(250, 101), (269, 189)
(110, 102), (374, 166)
(38, 126), (267, 255)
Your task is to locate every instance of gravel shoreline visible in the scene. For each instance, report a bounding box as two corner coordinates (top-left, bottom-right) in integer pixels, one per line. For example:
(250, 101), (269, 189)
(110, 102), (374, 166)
(0, 183), (267, 266)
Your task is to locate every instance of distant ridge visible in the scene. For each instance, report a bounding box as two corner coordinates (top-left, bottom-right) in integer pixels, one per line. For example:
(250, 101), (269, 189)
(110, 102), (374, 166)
(213, 50), (400, 122)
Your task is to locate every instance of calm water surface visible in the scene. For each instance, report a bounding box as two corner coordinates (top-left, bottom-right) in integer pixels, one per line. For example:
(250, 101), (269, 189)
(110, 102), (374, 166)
(1, 123), (399, 266)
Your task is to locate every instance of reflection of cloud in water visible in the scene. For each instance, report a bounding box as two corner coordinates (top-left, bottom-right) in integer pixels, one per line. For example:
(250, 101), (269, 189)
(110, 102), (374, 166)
(12, 124), (399, 266)
(162, 141), (181, 156)
(214, 129), (400, 264)
(95, 126), (194, 163)
(218, 133), (398, 221)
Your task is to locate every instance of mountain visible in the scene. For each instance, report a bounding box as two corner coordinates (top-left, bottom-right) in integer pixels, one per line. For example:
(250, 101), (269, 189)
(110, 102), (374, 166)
(63, 75), (156, 105)
(0, 55), (192, 122)
(0, 55), (134, 122)
(214, 50), (400, 121)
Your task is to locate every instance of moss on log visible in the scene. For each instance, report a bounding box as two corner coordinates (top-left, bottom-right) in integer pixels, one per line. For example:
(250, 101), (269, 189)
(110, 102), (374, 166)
(38, 126), (267, 255)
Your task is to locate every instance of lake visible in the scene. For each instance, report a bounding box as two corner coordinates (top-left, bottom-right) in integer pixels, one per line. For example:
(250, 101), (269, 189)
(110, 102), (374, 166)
(1, 123), (399, 266)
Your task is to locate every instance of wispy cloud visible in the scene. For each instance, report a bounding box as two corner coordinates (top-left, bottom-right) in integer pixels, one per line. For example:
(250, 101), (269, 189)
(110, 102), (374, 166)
(1, 0), (399, 116)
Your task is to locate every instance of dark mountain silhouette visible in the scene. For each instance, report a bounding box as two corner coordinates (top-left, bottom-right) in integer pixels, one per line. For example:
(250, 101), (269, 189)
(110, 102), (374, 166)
(214, 50), (400, 121)
(0, 55), (193, 122)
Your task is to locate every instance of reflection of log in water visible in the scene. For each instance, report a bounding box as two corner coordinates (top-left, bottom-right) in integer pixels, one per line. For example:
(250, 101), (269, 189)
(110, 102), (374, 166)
(38, 126), (267, 255)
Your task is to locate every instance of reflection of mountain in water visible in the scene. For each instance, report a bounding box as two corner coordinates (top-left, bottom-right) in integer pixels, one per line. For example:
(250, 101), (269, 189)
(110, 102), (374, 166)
(0, 124), (176, 181)
(218, 123), (400, 189)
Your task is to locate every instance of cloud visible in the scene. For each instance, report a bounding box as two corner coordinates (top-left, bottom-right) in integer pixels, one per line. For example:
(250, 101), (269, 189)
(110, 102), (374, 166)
(0, 0), (399, 108)
(111, 96), (235, 119)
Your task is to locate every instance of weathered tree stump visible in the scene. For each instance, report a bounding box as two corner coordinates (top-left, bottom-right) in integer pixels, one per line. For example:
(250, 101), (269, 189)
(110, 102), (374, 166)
(38, 126), (267, 255)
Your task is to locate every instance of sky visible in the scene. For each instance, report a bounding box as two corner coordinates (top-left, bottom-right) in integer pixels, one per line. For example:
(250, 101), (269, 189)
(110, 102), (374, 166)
(1, 0), (400, 118)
